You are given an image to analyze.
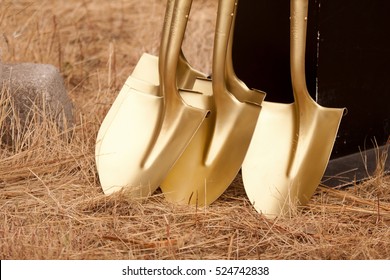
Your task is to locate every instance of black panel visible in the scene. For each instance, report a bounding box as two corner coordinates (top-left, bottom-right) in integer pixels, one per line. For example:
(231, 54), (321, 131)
(232, 0), (319, 103)
(317, 0), (390, 157)
(233, 0), (390, 160)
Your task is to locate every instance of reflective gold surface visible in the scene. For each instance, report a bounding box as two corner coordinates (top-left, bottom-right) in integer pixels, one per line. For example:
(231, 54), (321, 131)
(95, 0), (209, 196)
(161, 0), (264, 206)
(242, 0), (345, 218)
(96, 0), (207, 157)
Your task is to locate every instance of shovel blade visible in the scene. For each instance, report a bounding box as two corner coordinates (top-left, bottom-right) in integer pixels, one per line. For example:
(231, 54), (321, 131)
(96, 86), (163, 196)
(96, 86), (208, 198)
(242, 102), (297, 217)
(95, 51), (210, 196)
(96, 52), (206, 157)
(161, 101), (260, 206)
(291, 104), (345, 203)
(95, 54), (160, 170)
(242, 101), (344, 218)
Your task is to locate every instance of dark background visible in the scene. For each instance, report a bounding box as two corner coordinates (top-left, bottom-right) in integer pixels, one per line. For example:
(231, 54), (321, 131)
(232, 0), (390, 159)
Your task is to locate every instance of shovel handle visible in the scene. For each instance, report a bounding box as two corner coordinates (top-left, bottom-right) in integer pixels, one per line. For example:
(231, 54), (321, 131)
(164, 0), (193, 105)
(212, 0), (237, 102)
(290, 0), (309, 98)
(159, 0), (176, 85)
(225, 0), (266, 106)
(224, 0), (238, 84)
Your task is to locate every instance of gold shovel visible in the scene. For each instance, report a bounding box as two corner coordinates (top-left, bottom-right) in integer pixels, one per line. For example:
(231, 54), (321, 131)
(96, 0), (209, 197)
(242, 0), (345, 218)
(161, 0), (265, 206)
(96, 0), (210, 174)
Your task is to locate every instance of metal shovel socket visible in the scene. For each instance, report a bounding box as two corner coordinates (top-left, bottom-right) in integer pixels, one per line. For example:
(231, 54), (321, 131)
(160, 0), (262, 206)
(96, 0), (208, 197)
(95, 0), (209, 168)
(242, 0), (345, 218)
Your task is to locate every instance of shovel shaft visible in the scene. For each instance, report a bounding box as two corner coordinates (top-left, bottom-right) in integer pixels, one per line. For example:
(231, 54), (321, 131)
(164, 0), (193, 107)
(159, 0), (176, 86)
(225, 0), (266, 106)
(290, 0), (309, 100)
(224, 0), (237, 82)
(212, 0), (237, 103)
(162, 0), (207, 90)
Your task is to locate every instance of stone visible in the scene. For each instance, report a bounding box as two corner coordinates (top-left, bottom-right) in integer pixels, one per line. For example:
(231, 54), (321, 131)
(0, 62), (74, 144)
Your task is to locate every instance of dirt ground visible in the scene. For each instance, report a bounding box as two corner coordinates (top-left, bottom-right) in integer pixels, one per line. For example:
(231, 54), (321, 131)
(1, 0), (389, 259)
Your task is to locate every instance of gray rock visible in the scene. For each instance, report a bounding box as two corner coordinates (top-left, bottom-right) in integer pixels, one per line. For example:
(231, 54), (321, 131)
(1, 62), (74, 145)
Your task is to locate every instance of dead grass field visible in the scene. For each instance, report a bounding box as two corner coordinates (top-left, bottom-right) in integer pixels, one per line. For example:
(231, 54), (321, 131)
(1, 0), (389, 260)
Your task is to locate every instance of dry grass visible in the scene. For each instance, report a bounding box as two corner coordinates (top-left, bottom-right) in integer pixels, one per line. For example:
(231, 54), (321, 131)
(1, 0), (389, 260)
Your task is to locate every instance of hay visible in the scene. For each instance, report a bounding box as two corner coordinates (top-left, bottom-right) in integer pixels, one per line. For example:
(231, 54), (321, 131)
(1, 0), (389, 260)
